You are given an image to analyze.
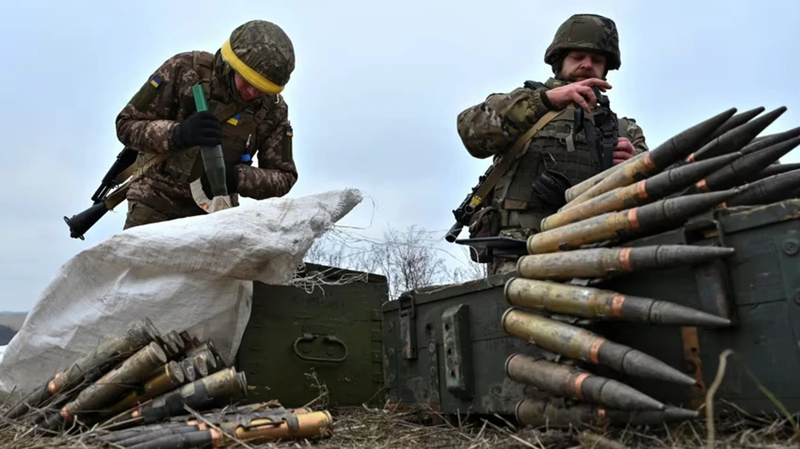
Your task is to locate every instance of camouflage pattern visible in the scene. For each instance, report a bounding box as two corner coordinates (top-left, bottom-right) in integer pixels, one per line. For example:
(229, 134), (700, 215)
(116, 48), (297, 227)
(226, 20), (295, 88)
(545, 14), (621, 71)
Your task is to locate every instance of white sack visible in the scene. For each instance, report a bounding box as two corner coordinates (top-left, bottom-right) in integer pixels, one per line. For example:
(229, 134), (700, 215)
(0, 189), (363, 397)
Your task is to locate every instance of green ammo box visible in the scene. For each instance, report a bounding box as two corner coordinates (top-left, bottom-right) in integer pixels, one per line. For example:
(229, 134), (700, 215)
(236, 263), (388, 408)
(382, 199), (800, 417)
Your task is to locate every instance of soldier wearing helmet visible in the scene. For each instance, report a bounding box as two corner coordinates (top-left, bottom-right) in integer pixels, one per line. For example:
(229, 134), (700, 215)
(115, 20), (298, 229)
(456, 14), (649, 275)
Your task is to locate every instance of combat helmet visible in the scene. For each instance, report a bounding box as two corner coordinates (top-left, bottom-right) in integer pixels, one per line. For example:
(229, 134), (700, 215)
(220, 20), (295, 94)
(544, 14), (621, 71)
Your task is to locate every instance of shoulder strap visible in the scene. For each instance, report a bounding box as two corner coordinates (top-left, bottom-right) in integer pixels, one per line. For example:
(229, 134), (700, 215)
(468, 109), (561, 209)
(192, 50), (214, 98)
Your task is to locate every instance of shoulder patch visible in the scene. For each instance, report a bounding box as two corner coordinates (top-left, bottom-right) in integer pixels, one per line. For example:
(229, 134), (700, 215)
(132, 74), (167, 110)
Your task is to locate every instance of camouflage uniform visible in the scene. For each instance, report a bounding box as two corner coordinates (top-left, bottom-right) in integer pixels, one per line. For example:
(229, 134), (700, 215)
(117, 20), (298, 229)
(456, 14), (649, 275)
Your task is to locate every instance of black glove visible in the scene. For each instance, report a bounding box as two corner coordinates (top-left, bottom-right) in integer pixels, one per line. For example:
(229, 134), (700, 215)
(533, 170), (572, 208)
(201, 164), (240, 198)
(174, 111), (222, 149)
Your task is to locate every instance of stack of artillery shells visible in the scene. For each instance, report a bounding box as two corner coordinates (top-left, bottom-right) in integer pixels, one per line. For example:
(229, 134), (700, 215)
(500, 105), (800, 428)
(0, 318), (334, 447)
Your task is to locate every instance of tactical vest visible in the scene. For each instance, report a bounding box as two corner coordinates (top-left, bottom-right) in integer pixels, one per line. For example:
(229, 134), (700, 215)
(137, 51), (271, 187)
(492, 81), (624, 230)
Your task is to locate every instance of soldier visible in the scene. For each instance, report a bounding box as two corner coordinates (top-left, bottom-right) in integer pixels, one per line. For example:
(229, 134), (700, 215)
(456, 13), (649, 274)
(116, 20), (298, 229)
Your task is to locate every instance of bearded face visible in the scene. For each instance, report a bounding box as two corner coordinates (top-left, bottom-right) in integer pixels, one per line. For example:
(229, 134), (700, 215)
(558, 50), (607, 81)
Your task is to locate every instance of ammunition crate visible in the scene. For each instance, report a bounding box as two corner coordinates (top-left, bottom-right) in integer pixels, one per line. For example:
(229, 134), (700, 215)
(382, 199), (800, 416)
(236, 263), (387, 408)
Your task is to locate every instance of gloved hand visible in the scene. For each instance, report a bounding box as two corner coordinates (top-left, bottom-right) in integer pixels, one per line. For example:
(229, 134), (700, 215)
(201, 164), (240, 198)
(533, 170), (572, 208)
(174, 111), (222, 149)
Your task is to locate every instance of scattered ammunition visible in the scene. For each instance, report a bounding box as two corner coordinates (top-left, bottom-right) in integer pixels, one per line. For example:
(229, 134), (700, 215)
(528, 190), (738, 254)
(515, 398), (699, 428)
(111, 423), (207, 447)
(55, 342), (167, 425)
(192, 355), (210, 378)
(179, 358), (197, 383)
(127, 429), (222, 449)
(685, 136), (800, 194)
(187, 347), (219, 375)
(726, 169), (800, 207)
(504, 278), (731, 327)
(159, 336), (179, 359)
(746, 162), (800, 182)
(166, 331), (185, 358)
(501, 308), (696, 385)
(688, 106), (786, 162)
(516, 245), (734, 281)
(3, 318), (158, 421)
(228, 409), (334, 442)
(740, 125), (800, 155)
(109, 368), (248, 427)
(564, 108), (737, 207)
(178, 330), (196, 350)
(699, 106), (766, 147)
(505, 353), (665, 410)
(542, 152), (741, 231)
(105, 360), (187, 417)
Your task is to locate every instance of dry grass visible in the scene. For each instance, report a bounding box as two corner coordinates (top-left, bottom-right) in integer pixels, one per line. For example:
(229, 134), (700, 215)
(1, 402), (798, 449)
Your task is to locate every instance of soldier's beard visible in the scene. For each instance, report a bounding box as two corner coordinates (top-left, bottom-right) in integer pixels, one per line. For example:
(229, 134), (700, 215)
(564, 69), (602, 82)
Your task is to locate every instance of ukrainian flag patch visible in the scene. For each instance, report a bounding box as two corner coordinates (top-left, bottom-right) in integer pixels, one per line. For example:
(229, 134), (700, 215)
(286, 126), (293, 137)
(149, 76), (163, 88)
(227, 113), (241, 126)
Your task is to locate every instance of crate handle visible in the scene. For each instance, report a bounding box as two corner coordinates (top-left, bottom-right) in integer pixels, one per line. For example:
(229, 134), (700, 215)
(292, 333), (348, 363)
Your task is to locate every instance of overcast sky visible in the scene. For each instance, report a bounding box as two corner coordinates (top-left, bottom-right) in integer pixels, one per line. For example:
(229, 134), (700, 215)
(1, 0), (798, 312)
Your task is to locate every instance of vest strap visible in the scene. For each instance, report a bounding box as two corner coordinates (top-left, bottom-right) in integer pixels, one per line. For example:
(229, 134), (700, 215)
(469, 109), (562, 210)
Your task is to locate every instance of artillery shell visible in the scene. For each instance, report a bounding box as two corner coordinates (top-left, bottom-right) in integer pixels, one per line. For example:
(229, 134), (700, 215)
(564, 108), (737, 207)
(689, 106), (786, 162)
(114, 424), (205, 447)
(528, 190), (738, 254)
(687, 136), (800, 194)
(60, 341), (167, 423)
(746, 162), (800, 182)
(127, 429), (221, 449)
(232, 410), (334, 442)
(565, 154), (637, 202)
(727, 169), (800, 207)
(187, 348), (218, 375)
(180, 358), (197, 382)
(105, 360), (186, 416)
(699, 106), (766, 147)
(118, 368), (247, 426)
(178, 330), (196, 349)
(501, 309), (696, 385)
(542, 152), (741, 231)
(505, 353), (665, 410)
(515, 398), (699, 428)
(4, 318), (158, 421)
(516, 245), (734, 281)
(504, 278), (731, 327)
(740, 125), (800, 155)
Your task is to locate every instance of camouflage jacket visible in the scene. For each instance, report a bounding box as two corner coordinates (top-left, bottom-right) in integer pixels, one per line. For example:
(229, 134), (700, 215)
(116, 51), (297, 217)
(456, 77), (648, 160)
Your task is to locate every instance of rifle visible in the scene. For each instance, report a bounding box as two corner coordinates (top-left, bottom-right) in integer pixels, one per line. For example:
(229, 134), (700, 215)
(63, 146), (139, 240)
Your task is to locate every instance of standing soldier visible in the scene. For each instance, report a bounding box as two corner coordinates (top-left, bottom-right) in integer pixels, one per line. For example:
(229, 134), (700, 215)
(116, 19), (298, 229)
(456, 13), (649, 274)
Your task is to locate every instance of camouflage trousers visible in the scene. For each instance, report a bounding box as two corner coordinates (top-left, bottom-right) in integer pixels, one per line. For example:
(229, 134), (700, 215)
(123, 201), (205, 230)
(487, 227), (538, 276)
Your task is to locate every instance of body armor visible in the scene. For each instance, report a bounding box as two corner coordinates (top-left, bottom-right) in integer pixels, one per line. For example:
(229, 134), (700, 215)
(491, 81), (623, 231)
